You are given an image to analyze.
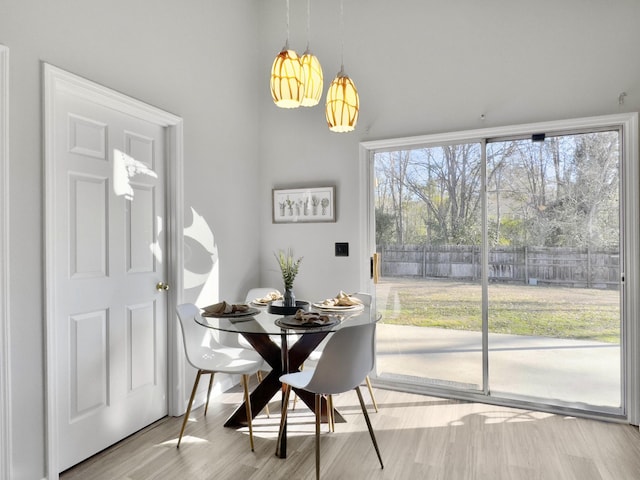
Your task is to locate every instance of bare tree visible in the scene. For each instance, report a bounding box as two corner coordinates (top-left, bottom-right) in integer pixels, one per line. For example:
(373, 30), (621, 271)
(403, 144), (482, 244)
(374, 130), (619, 251)
(375, 150), (411, 244)
(487, 132), (619, 248)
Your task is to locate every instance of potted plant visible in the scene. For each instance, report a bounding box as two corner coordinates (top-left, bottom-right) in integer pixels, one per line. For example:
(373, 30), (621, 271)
(275, 248), (302, 307)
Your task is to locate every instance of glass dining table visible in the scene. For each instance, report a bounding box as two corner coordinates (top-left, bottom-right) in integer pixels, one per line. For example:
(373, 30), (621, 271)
(196, 302), (376, 458)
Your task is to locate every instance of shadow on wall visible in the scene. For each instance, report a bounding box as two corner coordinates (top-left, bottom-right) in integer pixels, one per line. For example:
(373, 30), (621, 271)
(183, 207), (219, 306)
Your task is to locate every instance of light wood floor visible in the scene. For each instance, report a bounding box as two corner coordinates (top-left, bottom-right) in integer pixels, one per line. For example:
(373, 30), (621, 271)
(61, 385), (640, 480)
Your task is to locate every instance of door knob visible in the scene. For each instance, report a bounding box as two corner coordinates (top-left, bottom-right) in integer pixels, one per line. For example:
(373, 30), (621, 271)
(156, 282), (170, 291)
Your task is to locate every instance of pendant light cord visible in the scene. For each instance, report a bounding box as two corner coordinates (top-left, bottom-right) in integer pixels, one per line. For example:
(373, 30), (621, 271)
(340, 0), (344, 71)
(306, 0), (311, 51)
(285, 0), (290, 49)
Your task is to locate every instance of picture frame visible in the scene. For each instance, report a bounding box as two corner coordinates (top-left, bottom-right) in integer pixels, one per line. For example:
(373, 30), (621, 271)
(272, 186), (336, 223)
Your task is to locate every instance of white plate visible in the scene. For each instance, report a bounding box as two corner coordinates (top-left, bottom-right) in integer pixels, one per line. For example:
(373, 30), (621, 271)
(250, 300), (269, 307)
(311, 302), (363, 311)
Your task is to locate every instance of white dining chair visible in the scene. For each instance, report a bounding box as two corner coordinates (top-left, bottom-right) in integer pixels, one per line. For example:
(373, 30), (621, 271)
(302, 292), (379, 415)
(242, 287), (282, 417)
(245, 287), (281, 305)
(213, 288), (279, 350)
(276, 321), (384, 479)
(209, 288), (279, 417)
(175, 303), (264, 450)
(245, 286), (289, 346)
(350, 293), (379, 413)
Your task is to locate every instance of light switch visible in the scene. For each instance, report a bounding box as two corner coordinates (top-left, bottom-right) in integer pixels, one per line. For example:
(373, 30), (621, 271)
(335, 242), (349, 257)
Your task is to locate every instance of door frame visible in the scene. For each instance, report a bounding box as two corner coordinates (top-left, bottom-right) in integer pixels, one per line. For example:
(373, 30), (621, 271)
(43, 63), (185, 478)
(359, 112), (639, 425)
(0, 44), (10, 480)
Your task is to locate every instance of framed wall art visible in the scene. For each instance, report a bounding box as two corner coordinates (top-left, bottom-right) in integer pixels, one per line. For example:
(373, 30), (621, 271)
(272, 187), (336, 223)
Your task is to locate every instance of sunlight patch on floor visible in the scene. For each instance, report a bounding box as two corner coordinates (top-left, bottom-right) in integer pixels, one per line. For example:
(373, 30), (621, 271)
(155, 435), (210, 447)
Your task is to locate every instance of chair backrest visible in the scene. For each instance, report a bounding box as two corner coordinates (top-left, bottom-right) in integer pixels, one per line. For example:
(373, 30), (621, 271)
(351, 292), (372, 306)
(245, 287), (280, 303)
(176, 303), (221, 370)
(304, 321), (376, 395)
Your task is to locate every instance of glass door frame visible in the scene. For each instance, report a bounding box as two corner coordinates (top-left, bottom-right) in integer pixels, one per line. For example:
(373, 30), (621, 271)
(359, 112), (639, 425)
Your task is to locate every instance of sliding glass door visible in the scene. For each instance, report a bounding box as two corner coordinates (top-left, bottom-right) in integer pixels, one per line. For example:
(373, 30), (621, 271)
(366, 115), (633, 418)
(485, 131), (621, 408)
(374, 144), (484, 392)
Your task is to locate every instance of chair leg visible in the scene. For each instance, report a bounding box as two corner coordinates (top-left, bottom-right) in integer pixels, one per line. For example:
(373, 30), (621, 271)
(292, 363), (303, 411)
(177, 370), (203, 448)
(241, 374), (254, 452)
(315, 393), (321, 480)
(204, 372), (215, 416)
(365, 375), (379, 413)
(257, 371), (270, 417)
(355, 386), (384, 469)
(275, 384), (292, 457)
(327, 394), (335, 433)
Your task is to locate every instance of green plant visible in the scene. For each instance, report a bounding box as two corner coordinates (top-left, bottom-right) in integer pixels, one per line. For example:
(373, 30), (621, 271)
(275, 248), (303, 290)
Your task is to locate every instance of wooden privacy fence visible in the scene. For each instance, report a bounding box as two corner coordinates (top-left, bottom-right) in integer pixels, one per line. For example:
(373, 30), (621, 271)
(379, 244), (620, 288)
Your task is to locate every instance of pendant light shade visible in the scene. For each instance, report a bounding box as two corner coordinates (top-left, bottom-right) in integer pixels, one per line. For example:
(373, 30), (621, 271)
(300, 50), (323, 107)
(270, 46), (305, 108)
(325, 67), (359, 132)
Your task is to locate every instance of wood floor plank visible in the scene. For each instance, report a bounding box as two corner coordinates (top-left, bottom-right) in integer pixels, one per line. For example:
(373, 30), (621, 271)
(61, 386), (640, 480)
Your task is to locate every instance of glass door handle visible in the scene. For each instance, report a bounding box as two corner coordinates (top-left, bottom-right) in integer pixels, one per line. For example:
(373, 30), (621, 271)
(371, 253), (380, 284)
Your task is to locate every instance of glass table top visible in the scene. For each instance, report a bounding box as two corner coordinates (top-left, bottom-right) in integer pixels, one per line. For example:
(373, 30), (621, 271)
(195, 303), (376, 336)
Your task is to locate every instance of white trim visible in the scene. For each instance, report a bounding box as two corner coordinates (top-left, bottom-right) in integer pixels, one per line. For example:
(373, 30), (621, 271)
(360, 113), (638, 152)
(165, 116), (185, 417)
(361, 112), (639, 425)
(43, 63), (184, 478)
(621, 113), (640, 426)
(0, 44), (11, 480)
(358, 145), (373, 291)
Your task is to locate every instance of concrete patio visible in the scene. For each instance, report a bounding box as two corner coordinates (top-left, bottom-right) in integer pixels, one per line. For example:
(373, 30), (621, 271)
(375, 323), (622, 409)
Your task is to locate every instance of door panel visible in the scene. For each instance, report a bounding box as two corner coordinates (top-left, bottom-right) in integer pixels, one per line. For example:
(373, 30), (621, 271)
(129, 302), (157, 391)
(486, 132), (622, 409)
(70, 310), (108, 418)
(70, 175), (108, 277)
(127, 183), (155, 273)
(373, 144), (484, 391)
(68, 113), (107, 159)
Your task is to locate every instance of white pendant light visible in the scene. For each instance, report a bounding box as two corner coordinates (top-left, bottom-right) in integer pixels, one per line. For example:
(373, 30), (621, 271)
(300, 0), (323, 107)
(271, 44), (304, 108)
(326, 66), (359, 132)
(325, 0), (359, 132)
(300, 50), (323, 107)
(270, 0), (304, 108)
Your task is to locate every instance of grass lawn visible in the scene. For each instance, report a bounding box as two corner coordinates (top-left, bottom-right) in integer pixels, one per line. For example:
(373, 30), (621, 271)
(377, 277), (620, 343)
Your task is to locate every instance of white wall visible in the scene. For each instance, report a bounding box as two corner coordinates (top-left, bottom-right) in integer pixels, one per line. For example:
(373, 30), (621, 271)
(0, 1), (261, 478)
(256, 0), (640, 300)
(2, 0), (640, 478)
(0, 44), (10, 480)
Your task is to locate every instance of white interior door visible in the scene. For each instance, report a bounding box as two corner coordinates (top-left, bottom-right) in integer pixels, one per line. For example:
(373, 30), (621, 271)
(49, 71), (169, 471)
